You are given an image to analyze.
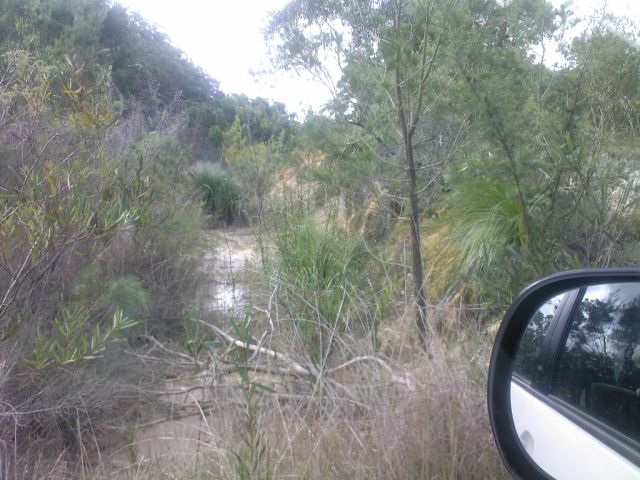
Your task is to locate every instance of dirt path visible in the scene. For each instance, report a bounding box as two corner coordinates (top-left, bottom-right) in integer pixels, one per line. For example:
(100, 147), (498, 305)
(117, 227), (258, 472)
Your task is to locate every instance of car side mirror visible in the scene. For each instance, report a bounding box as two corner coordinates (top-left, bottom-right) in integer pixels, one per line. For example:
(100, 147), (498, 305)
(488, 269), (640, 480)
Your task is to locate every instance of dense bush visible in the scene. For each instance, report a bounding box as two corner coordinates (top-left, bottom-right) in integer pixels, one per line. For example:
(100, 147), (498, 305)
(0, 40), (202, 473)
(3, 0), (638, 477)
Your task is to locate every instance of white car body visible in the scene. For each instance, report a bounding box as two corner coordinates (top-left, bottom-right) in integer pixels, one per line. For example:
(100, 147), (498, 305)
(510, 381), (640, 479)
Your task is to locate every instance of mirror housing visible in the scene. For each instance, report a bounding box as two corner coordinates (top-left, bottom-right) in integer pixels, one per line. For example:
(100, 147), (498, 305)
(488, 268), (640, 480)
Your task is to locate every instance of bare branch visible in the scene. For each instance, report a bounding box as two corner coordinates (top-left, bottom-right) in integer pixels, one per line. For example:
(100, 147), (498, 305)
(196, 320), (312, 377)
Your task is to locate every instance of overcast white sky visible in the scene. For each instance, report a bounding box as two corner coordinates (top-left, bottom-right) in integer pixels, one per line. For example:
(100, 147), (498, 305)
(116, 0), (639, 116)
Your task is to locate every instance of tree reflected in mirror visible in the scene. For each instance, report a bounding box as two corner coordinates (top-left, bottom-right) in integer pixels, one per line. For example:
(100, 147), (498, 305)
(553, 284), (640, 443)
(514, 292), (566, 385)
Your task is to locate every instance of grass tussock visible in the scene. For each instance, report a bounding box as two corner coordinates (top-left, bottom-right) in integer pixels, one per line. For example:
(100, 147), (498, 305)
(193, 169), (244, 226)
(271, 213), (371, 359)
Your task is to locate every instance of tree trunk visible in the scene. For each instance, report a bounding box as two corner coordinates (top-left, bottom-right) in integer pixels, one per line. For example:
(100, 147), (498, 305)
(397, 102), (430, 350)
(404, 133), (430, 349)
(390, 0), (432, 350)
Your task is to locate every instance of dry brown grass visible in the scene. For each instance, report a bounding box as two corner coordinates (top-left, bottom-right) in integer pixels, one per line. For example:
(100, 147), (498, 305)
(96, 309), (508, 480)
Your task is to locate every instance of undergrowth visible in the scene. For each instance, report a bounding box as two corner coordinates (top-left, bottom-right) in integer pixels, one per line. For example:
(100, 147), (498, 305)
(100, 202), (507, 480)
(270, 210), (371, 362)
(107, 324), (507, 480)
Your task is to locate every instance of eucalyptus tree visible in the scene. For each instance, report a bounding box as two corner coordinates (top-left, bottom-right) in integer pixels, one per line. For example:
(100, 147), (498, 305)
(269, 0), (455, 349)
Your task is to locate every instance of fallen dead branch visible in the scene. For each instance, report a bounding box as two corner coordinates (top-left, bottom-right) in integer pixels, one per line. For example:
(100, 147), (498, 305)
(328, 355), (417, 391)
(197, 319), (312, 376)
(196, 320), (416, 391)
(136, 389), (369, 431)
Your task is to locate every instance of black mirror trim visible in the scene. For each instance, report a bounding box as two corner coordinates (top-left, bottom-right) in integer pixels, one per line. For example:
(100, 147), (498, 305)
(487, 268), (640, 480)
(538, 287), (583, 393)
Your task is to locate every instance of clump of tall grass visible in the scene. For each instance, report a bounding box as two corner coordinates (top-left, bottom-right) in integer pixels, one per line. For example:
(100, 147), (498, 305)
(193, 168), (243, 226)
(270, 211), (371, 361)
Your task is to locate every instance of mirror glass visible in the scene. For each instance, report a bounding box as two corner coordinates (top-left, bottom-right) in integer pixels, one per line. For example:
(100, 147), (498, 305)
(510, 282), (640, 478)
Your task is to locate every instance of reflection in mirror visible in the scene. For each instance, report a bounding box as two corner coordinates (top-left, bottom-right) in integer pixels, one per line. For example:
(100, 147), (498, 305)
(553, 283), (640, 443)
(513, 292), (567, 385)
(510, 282), (640, 479)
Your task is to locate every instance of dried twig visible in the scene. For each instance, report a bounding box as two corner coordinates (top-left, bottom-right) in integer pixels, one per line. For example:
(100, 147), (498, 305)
(197, 320), (311, 377)
(328, 355), (417, 391)
(141, 335), (204, 366)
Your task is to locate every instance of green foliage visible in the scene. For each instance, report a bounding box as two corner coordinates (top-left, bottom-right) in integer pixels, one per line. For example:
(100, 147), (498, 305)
(0, 0), (296, 155)
(73, 268), (149, 319)
(0, 6), (205, 466)
(230, 314), (273, 480)
(193, 168), (243, 225)
(300, 115), (382, 211)
(100, 3), (215, 105)
(224, 117), (282, 221)
(207, 123), (224, 147)
(272, 210), (369, 359)
(567, 29), (640, 136)
(232, 95), (296, 145)
(268, 0), (640, 323)
(1, 0), (639, 474)
(444, 170), (541, 306)
(181, 308), (219, 363)
(441, 10), (640, 310)
(29, 308), (137, 369)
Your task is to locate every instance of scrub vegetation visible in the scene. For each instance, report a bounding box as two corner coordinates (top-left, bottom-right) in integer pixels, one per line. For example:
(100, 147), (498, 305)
(0, 0), (638, 478)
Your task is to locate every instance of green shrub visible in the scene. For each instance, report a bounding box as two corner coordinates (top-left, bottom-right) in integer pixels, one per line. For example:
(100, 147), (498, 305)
(73, 267), (149, 319)
(0, 48), (202, 471)
(29, 308), (137, 369)
(193, 169), (243, 225)
(272, 213), (369, 361)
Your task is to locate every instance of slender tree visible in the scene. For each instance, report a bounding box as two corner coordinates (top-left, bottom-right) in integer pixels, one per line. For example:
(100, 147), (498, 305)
(269, 0), (451, 348)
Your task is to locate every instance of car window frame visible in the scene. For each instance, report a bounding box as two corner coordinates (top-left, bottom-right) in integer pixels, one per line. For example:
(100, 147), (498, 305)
(512, 289), (572, 388)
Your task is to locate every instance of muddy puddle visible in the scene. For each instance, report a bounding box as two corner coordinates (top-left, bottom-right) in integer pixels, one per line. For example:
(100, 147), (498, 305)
(198, 228), (256, 317)
(128, 374), (223, 469)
